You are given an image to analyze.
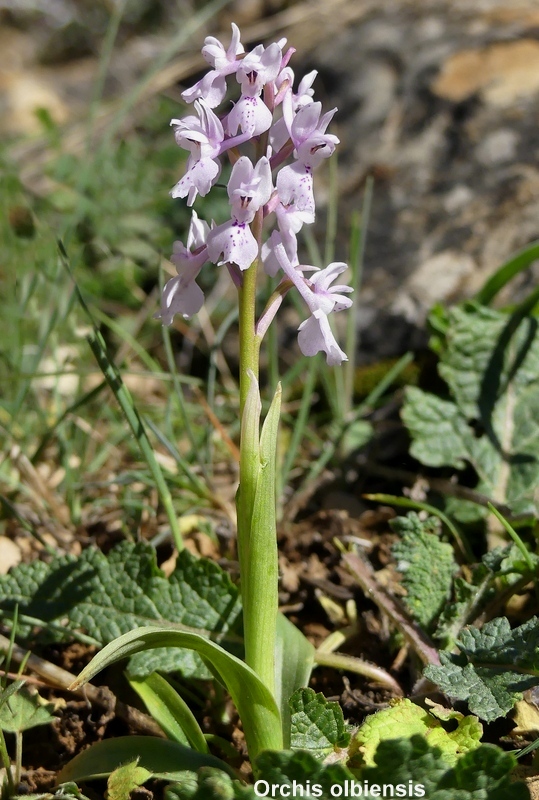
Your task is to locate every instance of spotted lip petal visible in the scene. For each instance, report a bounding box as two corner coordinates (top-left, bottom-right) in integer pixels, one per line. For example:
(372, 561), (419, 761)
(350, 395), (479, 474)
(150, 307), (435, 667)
(297, 309), (348, 366)
(207, 220), (258, 271)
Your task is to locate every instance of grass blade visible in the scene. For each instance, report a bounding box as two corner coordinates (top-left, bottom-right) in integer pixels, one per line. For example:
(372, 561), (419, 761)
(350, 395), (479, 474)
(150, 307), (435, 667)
(59, 241), (184, 551)
(474, 240), (539, 305)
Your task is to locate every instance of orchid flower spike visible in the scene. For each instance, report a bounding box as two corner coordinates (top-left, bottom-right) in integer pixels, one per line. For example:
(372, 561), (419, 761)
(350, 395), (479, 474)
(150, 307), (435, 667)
(163, 22), (350, 356)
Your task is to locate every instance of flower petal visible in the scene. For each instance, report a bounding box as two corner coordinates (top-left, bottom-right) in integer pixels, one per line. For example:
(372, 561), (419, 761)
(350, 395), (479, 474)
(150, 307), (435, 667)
(297, 310), (348, 365)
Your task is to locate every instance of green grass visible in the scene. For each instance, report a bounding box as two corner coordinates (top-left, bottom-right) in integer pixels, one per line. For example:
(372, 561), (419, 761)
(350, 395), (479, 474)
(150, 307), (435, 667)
(0, 4), (413, 563)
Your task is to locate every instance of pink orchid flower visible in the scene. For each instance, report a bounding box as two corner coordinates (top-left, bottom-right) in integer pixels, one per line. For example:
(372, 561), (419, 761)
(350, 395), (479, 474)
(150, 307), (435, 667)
(207, 156), (273, 271)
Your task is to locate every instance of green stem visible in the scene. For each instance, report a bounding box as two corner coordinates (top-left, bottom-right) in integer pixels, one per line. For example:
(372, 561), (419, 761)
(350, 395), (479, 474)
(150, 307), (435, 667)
(242, 384), (281, 695)
(0, 728), (14, 795)
(238, 264), (261, 416)
(236, 221), (280, 699)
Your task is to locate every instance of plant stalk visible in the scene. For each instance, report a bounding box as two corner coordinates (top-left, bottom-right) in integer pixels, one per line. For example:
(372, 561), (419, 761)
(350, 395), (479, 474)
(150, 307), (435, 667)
(237, 248), (280, 701)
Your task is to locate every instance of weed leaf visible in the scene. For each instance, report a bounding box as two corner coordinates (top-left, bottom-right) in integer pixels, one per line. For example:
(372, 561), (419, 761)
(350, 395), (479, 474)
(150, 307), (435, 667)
(361, 736), (528, 799)
(0, 541), (242, 679)
(289, 687), (350, 758)
(392, 513), (458, 630)
(352, 699), (481, 767)
(402, 305), (539, 517)
(425, 616), (539, 722)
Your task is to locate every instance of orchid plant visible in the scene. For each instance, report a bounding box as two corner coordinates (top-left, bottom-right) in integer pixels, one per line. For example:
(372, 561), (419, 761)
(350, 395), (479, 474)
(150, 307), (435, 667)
(67, 22), (352, 779)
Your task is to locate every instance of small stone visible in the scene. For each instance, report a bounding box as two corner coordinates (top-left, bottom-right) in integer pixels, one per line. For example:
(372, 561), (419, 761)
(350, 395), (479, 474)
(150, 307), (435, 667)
(0, 537), (22, 574)
(476, 129), (518, 166)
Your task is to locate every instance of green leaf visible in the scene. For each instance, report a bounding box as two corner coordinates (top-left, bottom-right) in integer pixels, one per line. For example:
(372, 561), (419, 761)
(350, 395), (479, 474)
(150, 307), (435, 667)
(0, 679), (26, 712)
(433, 566), (492, 648)
(402, 305), (539, 516)
(361, 735), (529, 799)
(425, 616), (539, 722)
(70, 624), (283, 762)
(274, 613), (315, 748)
(58, 736), (231, 783)
(474, 239), (539, 305)
(483, 543), (539, 580)
(402, 388), (472, 470)
(353, 699), (482, 767)
(434, 543), (538, 648)
(165, 768), (256, 799)
(242, 382), (281, 691)
(107, 759), (151, 800)
(0, 541), (242, 680)
(391, 513), (458, 630)
(254, 749), (355, 797)
(128, 671), (209, 752)
(9, 784), (92, 800)
(0, 686), (55, 733)
(289, 688), (350, 758)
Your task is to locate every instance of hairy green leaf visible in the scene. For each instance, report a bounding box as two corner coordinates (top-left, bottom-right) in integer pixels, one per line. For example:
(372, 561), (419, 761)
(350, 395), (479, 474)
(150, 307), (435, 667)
(391, 513), (458, 630)
(0, 686), (55, 733)
(254, 749), (354, 797)
(353, 699), (481, 767)
(289, 688), (350, 758)
(165, 768), (256, 799)
(166, 738), (528, 800)
(402, 305), (539, 516)
(107, 759), (151, 800)
(425, 616), (539, 722)
(433, 543), (538, 648)
(0, 541), (241, 679)
(361, 736), (528, 799)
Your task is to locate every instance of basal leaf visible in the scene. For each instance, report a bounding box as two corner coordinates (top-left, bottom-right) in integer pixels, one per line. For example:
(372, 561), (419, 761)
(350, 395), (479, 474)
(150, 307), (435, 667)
(58, 736), (232, 783)
(352, 698), (482, 767)
(0, 541), (242, 679)
(425, 616), (539, 722)
(289, 687), (350, 758)
(128, 671), (209, 752)
(275, 613), (315, 748)
(70, 625), (283, 762)
(402, 305), (539, 516)
(391, 513), (458, 631)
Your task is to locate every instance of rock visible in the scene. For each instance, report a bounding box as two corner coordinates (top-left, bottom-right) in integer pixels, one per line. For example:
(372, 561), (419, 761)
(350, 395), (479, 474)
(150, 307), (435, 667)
(0, 536), (21, 574)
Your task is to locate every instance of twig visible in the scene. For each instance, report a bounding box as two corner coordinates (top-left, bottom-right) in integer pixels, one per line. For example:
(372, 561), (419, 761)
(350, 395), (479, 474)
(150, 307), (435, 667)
(314, 650), (403, 696)
(364, 462), (508, 513)
(342, 552), (440, 667)
(0, 634), (164, 738)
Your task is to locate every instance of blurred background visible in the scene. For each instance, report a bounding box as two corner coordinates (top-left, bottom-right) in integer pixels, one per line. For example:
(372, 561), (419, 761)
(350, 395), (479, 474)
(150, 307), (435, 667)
(3, 0), (539, 361)
(3, 0), (539, 553)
